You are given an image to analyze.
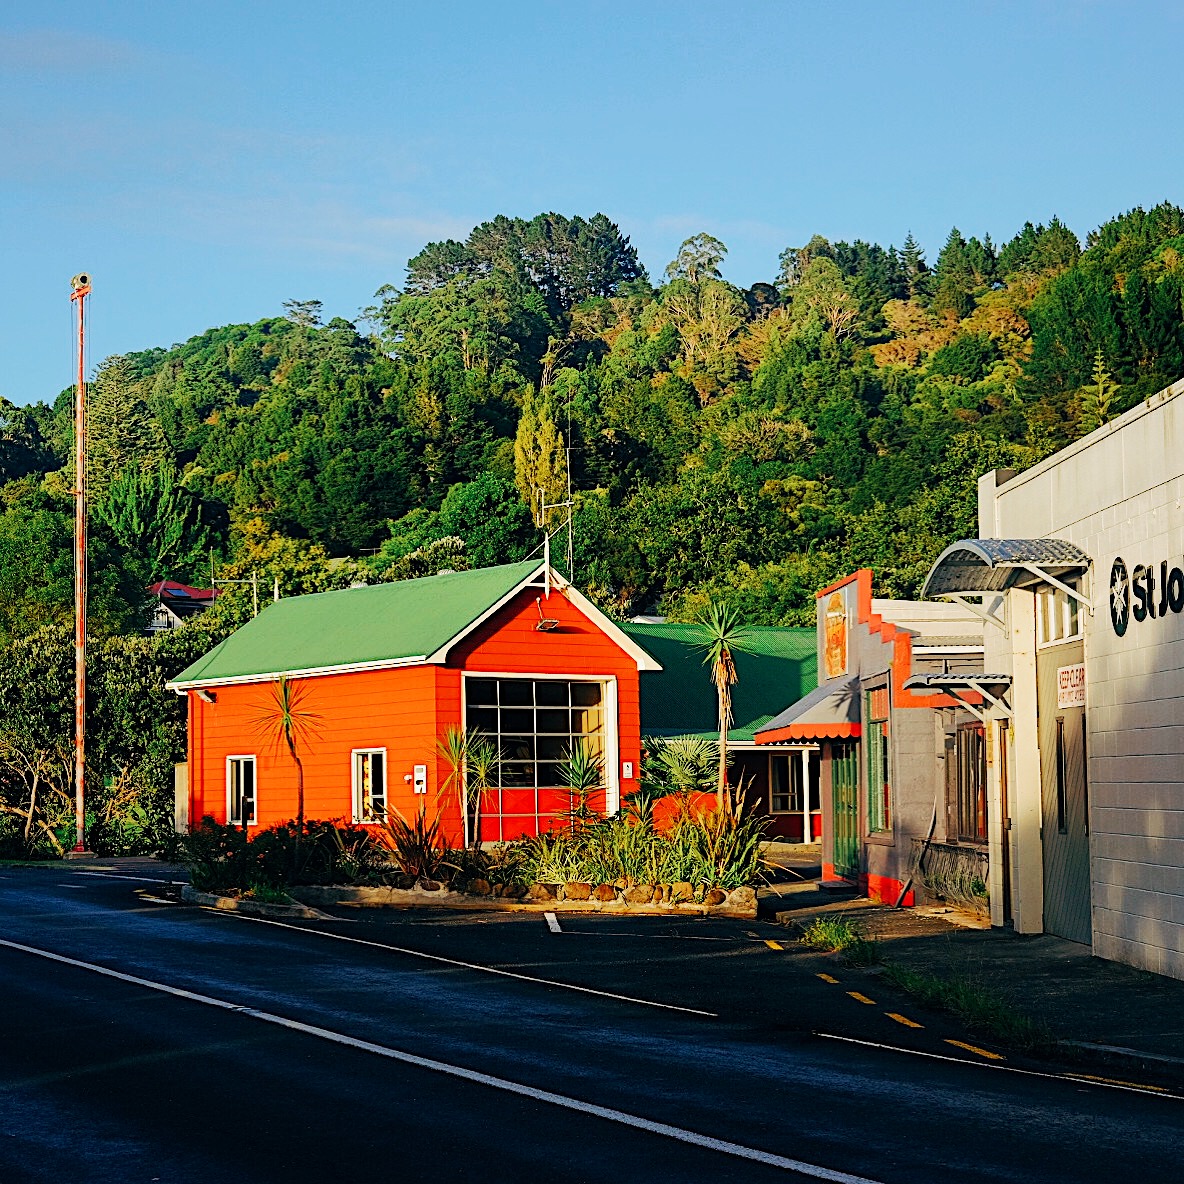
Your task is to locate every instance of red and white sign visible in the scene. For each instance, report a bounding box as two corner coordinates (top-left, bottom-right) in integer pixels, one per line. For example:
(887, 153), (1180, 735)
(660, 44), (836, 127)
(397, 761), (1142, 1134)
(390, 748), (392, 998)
(1057, 663), (1086, 709)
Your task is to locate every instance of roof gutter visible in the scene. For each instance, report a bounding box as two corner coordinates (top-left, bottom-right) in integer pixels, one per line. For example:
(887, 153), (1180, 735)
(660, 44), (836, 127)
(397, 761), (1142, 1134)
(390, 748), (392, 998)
(166, 652), (429, 694)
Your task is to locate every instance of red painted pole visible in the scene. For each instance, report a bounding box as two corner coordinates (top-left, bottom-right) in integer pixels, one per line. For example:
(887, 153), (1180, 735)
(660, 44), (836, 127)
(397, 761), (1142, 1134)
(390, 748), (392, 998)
(69, 273), (92, 856)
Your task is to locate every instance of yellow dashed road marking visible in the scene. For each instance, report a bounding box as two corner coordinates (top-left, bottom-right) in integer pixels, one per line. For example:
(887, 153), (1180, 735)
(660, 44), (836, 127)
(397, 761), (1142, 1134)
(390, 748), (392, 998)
(1067, 1074), (1166, 1092)
(764, 940), (784, 951)
(817, 973), (840, 984)
(847, 991), (876, 1005)
(945, 1039), (1005, 1061)
(886, 1012), (923, 1029)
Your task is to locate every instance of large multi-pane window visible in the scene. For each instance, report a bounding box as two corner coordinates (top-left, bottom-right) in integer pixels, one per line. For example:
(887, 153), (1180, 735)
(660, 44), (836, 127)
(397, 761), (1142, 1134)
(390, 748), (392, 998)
(464, 678), (606, 837)
(865, 686), (891, 834)
(227, 755), (256, 826)
(353, 749), (387, 823)
(464, 678), (605, 788)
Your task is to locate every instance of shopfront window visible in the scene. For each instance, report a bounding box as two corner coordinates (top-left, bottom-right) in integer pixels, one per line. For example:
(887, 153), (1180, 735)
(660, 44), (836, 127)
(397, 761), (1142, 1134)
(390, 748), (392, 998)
(865, 686), (891, 834)
(952, 724), (988, 843)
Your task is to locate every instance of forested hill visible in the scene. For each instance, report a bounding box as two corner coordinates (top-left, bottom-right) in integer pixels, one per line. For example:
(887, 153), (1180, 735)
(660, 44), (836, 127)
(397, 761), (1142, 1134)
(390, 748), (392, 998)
(4, 203), (1184, 642)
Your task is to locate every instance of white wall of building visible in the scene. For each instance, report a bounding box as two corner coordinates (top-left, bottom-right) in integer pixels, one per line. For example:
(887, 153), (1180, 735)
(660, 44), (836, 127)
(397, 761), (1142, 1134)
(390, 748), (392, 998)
(981, 377), (1184, 977)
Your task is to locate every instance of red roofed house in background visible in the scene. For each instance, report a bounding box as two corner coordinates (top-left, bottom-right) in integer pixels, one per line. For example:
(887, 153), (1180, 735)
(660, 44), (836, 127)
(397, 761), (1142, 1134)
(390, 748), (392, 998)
(167, 562), (660, 843)
(148, 580), (219, 633)
(757, 570), (992, 908)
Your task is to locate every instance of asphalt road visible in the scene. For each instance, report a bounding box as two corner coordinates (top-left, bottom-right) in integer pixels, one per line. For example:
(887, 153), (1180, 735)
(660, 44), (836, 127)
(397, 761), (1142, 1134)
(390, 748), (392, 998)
(0, 866), (1181, 1184)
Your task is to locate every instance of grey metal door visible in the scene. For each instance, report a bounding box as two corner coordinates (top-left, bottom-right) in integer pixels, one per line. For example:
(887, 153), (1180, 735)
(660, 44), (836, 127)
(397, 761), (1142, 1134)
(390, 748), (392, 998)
(1037, 640), (1091, 944)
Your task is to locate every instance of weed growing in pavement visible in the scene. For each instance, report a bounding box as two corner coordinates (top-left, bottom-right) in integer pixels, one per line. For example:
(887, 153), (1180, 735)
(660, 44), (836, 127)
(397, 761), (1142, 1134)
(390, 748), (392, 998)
(881, 964), (1059, 1053)
(799, 915), (881, 965)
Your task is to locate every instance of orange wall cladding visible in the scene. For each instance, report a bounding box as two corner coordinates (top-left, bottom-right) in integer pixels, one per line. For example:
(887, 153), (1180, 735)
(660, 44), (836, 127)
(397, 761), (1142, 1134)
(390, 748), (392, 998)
(187, 584), (643, 844)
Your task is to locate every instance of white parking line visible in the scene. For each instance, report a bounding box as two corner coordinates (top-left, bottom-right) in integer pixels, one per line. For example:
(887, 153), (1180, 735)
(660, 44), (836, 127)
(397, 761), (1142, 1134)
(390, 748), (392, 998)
(0, 935), (884, 1184)
(211, 912), (718, 1017)
(544, 911), (562, 933)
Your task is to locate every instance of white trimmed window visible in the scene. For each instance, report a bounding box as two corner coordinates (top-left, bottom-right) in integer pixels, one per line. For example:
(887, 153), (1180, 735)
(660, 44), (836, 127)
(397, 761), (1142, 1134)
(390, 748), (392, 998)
(1036, 579), (1083, 645)
(353, 749), (387, 823)
(227, 755), (257, 826)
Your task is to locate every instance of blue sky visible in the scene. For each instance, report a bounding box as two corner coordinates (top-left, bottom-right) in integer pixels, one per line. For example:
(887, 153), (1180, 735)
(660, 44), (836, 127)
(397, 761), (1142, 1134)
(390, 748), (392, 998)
(3, 1), (1183, 405)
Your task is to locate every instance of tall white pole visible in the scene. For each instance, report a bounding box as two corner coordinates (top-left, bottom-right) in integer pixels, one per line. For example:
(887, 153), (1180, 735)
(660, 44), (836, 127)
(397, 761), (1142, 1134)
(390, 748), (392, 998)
(69, 273), (92, 856)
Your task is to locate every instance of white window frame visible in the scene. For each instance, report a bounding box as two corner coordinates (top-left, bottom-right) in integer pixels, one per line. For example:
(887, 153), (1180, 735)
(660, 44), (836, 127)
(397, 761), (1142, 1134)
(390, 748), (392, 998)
(352, 748), (388, 824)
(226, 755), (257, 826)
(1036, 579), (1083, 647)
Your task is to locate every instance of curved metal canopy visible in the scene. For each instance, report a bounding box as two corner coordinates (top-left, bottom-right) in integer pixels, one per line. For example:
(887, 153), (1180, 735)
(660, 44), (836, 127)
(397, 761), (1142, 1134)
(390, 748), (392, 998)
(921, 538), (1092, 598)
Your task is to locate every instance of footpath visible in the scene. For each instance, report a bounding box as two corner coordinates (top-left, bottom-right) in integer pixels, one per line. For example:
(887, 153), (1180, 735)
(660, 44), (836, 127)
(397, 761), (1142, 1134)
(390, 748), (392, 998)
(759, 843), (1184, 1083)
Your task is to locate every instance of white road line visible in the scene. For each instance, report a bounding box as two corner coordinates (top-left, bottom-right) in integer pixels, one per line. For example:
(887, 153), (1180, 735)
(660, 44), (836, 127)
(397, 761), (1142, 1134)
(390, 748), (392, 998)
(544, 911), (562, 933)
(211, 912), (718, 1018)
(72, 872), (179, 883)
(814, 1032), (1182, 1100)
(0, 935), (884, 1184)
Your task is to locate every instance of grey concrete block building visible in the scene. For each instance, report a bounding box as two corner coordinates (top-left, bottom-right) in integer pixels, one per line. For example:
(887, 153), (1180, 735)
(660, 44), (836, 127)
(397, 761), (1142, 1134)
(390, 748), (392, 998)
(924, 376), (1184, 979)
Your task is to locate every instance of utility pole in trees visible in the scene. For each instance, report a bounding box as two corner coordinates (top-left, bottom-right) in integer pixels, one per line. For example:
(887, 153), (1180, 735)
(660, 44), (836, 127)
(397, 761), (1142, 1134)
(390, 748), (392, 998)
(68, 272), (93, 857)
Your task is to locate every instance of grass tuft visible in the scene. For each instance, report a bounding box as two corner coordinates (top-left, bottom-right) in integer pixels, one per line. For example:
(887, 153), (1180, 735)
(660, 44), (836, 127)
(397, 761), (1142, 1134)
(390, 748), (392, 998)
(881, 963), (1058, 1053)
(799, 915), (881, 965)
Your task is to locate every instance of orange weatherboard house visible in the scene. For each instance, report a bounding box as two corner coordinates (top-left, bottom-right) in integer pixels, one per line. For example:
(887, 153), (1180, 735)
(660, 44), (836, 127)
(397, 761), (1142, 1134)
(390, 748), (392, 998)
(167, 562), (661, 843)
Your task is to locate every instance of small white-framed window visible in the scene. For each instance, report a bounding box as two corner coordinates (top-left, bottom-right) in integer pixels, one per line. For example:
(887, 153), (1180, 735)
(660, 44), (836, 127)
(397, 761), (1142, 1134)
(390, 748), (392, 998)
(1036, 580), (1083, 646)
(353, 749), (387, 823)
(227, 755), (257, 826)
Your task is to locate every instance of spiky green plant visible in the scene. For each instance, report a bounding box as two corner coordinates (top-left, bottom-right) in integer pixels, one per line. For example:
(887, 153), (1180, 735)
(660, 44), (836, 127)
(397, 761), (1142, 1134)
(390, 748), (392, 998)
(560, 739), (604, 833)
(437, 726), (500, 849)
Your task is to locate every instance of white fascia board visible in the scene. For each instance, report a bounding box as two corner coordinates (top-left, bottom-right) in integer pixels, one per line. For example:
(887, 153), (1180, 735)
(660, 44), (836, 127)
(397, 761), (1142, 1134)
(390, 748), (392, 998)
(561, 581), (663, 671)
(423, 563), (549, 664)
(165, 653), (429, 693)
(426, 564), (664, 672)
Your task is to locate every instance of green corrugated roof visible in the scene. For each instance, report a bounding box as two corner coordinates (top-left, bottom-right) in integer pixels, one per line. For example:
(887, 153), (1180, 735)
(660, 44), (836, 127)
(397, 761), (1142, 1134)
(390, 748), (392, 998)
(621, 622), (818, 742)
(169, 561), (541, 686)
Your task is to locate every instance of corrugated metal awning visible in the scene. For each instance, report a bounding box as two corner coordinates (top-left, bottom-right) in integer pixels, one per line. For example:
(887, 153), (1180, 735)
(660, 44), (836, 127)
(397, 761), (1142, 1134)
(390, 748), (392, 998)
(903, 672), (1014, 723)
(921, 538), (1092, 598)
(755, 676), (861, 743)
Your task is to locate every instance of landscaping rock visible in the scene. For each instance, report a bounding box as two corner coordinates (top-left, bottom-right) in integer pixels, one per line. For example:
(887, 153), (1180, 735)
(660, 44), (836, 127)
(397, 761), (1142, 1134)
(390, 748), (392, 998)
(671, 881), (694, 902)
(391, 873), (417, 890)
(593, 884), (618, 903)
(624, 885), (655, 904)
(704, 888), (728, 907)
(728, 886), (757, 908)
(469, 879), (492, 896)
(565, 882), (592, 900)
(528, 883), (557, 901)
(418, 878), (443, 892)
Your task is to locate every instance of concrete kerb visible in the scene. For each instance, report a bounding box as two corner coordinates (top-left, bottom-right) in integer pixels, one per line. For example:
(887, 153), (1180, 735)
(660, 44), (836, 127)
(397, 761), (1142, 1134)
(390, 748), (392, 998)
(181, 885), (334, 920)
(289, 883), (758, 918)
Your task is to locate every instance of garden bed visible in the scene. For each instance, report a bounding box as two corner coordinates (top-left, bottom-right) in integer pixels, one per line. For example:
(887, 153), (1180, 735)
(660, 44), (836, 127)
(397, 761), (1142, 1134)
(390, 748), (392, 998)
(289, 881), (757, 917)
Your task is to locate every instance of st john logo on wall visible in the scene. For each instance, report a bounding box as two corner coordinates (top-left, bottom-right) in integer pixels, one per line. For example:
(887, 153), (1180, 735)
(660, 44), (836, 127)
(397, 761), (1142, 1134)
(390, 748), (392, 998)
(1110, 555), (1184, 637)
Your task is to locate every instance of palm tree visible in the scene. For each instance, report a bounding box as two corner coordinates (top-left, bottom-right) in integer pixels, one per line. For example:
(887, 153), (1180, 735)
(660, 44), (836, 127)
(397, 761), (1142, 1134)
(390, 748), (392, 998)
(253, 675), (320, 861)
(694, 601), (750, 816)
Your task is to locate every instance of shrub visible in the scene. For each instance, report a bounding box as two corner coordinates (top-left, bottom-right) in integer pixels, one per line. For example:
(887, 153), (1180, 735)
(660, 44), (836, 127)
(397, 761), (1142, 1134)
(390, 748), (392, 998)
(374, 806), (451, 881)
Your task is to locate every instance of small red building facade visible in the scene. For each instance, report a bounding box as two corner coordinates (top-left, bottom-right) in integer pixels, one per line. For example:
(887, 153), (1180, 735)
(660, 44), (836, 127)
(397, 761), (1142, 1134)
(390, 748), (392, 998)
(169, 562), (660, 843)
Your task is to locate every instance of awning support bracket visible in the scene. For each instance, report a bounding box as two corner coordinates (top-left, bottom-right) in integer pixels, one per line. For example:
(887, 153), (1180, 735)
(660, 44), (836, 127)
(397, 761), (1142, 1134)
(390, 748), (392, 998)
(941, 681), (1013, 724)
(1019, 564), (1093, 613)
(941, 592), (1007, 633)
